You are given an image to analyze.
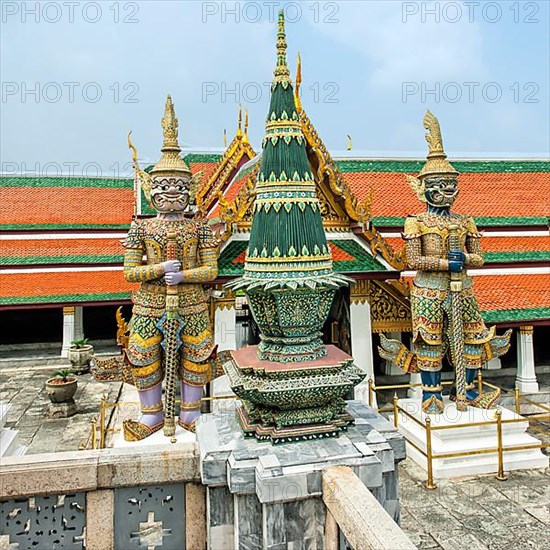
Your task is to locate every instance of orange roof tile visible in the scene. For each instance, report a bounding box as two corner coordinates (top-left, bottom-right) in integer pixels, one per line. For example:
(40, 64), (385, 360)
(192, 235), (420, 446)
(384, 235), (550, 263)
(4, 187), (134, 228)
(1, 270), (137, 305)
(1, 238), (125, 265)
(473, 273), (550, 312)
(342, 172), (550, 220)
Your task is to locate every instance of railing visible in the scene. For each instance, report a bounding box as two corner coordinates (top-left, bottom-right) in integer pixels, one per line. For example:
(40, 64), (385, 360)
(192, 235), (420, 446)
(322, 466), (416, 550)
(367, 376), (550, 489)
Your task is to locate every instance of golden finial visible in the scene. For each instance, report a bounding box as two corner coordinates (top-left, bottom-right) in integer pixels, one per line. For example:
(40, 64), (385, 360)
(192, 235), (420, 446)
(160, 94), (179, 152)
(274, 10), (290, 83)
(418, 110), (458, 179)
(294, 52), (302, 111)
(347, 135), (352, 151)
(223, 128), (227, 147)
(243, 108), (249, 144)
(237, 104), (243, 138)
(151, 94), (191, 179)
(423, 110), (445, 159)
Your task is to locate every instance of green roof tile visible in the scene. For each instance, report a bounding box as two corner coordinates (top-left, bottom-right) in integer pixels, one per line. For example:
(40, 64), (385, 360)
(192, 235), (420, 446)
(481, 307), (550, 323)
(336, 160), (550, 173)
(0, 176), (133, 188)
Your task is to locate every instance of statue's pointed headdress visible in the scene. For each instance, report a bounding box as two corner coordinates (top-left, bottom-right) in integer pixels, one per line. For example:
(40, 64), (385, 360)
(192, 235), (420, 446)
(407, 111), (459, 202)
(128, 95), (202, 207)
(419, 111), (458, 179)
(150, 95), (192, 179)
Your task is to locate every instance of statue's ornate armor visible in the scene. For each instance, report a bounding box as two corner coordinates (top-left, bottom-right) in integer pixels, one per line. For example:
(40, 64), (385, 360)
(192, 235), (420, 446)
(404, 212), (494, 371)
(379, 110), (510, 413)
(123, 217), (218, 392)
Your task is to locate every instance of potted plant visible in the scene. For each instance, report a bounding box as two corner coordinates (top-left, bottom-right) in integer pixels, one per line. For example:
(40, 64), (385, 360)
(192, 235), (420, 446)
(68, 338), (94, 374)
(45, 369), (78, 403)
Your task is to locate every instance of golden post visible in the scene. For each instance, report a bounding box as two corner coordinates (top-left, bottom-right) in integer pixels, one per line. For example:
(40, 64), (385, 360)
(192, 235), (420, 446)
(425, 416), (437, 489)
(477, 370), (483, 396)
(91, 417), (97, 450)
(514, 386), (521, 415)
(495, 408), (508, 480)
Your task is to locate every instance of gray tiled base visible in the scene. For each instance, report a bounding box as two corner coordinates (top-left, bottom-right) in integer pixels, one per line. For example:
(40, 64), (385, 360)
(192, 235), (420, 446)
(197, 400), (406, 549)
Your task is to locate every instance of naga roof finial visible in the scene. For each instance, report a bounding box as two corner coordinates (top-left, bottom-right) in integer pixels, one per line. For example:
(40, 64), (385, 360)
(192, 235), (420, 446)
(294, 52), (302, 112)
(243, 108), (249, 144)
(237, 104), (243, 138)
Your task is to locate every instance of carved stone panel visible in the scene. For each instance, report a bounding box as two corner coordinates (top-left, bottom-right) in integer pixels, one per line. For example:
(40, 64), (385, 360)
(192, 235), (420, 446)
(114, 484), (185, 550)
(1, 493), (85, 549)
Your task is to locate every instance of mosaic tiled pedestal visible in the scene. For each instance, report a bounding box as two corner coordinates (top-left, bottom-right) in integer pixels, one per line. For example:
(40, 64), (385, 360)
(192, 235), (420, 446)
(196, 399), (405, 549)
(223, 345), (366, 444)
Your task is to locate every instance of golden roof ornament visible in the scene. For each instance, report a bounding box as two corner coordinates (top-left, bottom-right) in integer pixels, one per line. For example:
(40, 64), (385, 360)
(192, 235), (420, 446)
(418, 110), (459, 179)
(273, 11), (291, 85)
(294, 52), (302, 111)
(150, 94), (192, 179)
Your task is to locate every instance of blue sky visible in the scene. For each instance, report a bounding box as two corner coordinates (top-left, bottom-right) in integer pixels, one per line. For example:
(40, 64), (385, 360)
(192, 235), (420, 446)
(1, 1), (549, 176)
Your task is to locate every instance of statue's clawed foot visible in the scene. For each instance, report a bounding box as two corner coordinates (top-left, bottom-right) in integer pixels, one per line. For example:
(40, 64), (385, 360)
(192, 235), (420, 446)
(422, 394), (444, 414)
(123, 418), (164, 441)
(124, 383), (165, 441)
(450, 368), (501, 410)
(421, 371), (444, 414)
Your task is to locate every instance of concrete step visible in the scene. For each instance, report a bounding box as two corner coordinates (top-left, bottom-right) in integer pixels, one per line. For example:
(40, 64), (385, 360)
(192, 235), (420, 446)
(0, 428), (19, 457)
(0, 403), (10, 430)
(13, 444), (27, 457)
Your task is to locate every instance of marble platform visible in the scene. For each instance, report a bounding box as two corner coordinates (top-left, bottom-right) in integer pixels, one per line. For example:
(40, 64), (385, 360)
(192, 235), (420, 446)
(196, 399), (405, 549)
(0, 402), (26, 457)
(397, 397), (548, 479)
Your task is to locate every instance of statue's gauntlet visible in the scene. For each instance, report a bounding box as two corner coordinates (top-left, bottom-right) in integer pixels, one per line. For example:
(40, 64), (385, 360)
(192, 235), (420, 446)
(405, 237), (449, 271)
(123, 248), (165, 283)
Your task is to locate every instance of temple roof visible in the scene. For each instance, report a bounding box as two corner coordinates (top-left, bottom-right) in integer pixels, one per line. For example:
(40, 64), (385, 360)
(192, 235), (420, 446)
(4, 158), (547, 231)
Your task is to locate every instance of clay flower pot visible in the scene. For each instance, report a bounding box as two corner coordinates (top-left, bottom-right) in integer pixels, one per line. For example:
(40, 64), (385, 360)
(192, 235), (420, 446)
(45, 377), (78, 403)
(68, 343), (94, 374)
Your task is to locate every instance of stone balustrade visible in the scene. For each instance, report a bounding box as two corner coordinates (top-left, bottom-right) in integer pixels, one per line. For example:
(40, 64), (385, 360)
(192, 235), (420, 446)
(0, 442), (204, 550)
(323, 466), (416, 550)
(1, 404), (412, 549)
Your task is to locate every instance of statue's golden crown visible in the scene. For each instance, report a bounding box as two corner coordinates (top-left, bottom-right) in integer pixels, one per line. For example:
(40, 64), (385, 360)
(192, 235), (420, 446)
(418, 110), (459, 179)
(128, 95), (203, 205)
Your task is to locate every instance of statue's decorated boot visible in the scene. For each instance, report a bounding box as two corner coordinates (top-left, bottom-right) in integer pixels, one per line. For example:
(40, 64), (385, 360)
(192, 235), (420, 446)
(450, 368), (500, 409)
(421, 371), (444, 414)
(123, 383), (164, 441)
(178, 383), (203, 433)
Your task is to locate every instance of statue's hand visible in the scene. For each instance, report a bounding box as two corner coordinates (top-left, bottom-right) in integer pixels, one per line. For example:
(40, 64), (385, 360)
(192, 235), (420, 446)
(164, 271), (183, 286)
(162, 260), (181, 273)
(448, 250), (466, 263)
(448, 251), (464, 273)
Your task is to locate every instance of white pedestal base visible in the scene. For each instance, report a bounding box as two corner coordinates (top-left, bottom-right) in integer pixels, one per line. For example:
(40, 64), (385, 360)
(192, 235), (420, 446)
(111, 385), (196, 448)
(397, 397), (548, 479)
(113, 420), (196, 448)
(516, 379), (540, 394)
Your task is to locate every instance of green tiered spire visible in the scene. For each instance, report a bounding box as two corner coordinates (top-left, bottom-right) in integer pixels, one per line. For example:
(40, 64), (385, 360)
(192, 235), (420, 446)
(230, 11), (348, 291)
(227, 11), (349, 363)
